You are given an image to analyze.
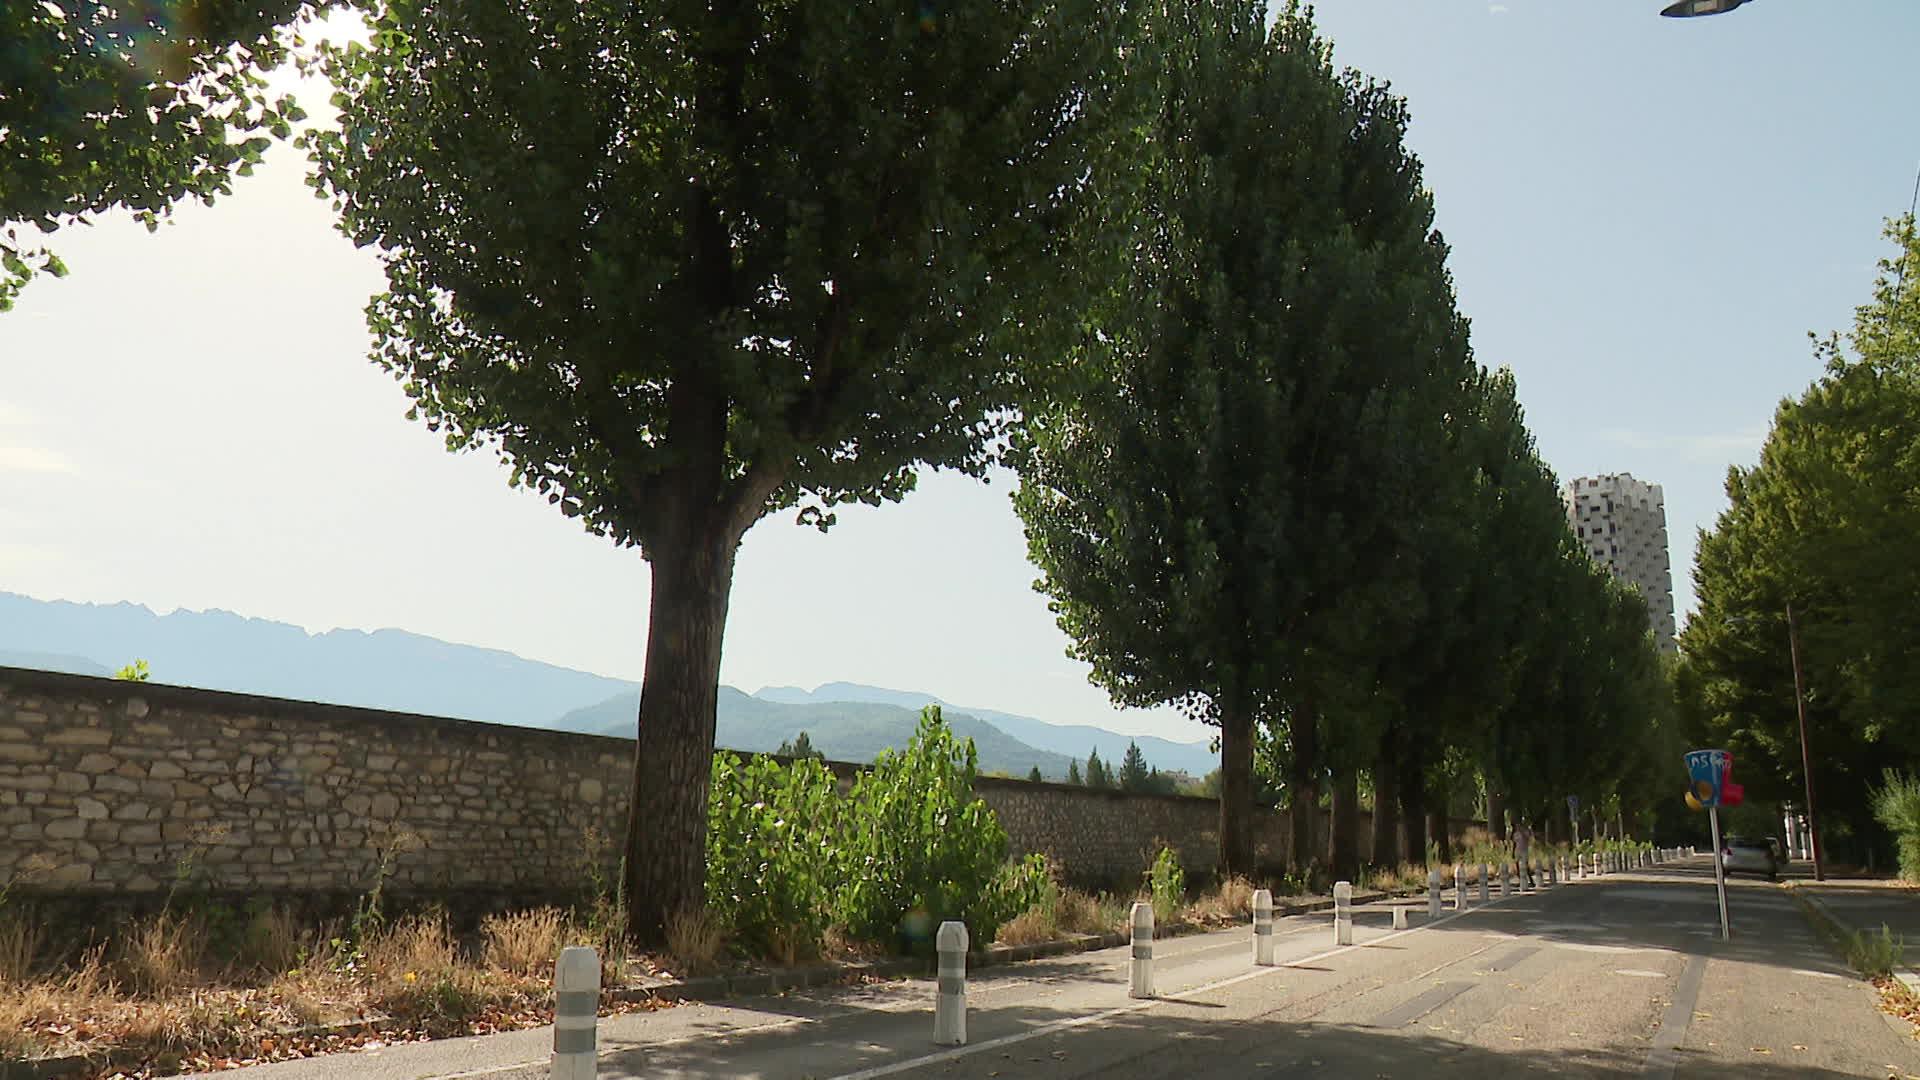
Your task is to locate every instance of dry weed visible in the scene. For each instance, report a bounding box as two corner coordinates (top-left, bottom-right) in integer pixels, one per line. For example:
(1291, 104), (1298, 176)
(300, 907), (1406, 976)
(0, 910), (43, 983)
(120, 913), (206, 996)
(994, 907), (1059, 946)
(665, 907), (728, 976)
(365, 912), (458, 981)
(483, 907), (571, 979)
(237, 905), (310, 975)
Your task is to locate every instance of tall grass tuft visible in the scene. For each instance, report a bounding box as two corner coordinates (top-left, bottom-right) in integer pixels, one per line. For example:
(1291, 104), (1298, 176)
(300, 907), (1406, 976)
(1847, 924), (1906, 978)
(1871, 770), (1920, 883)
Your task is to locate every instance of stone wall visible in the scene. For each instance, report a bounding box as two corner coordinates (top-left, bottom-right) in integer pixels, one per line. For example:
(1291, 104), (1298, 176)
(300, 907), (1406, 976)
(1, 666), (1480, 903)
(0, 667), (631, 900)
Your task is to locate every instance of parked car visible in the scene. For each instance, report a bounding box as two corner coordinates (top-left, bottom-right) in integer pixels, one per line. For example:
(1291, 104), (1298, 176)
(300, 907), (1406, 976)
(1721, 835), (1779, 880)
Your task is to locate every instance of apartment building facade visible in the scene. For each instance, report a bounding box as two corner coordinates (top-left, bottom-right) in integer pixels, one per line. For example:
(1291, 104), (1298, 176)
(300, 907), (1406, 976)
(1563, 473), (1677, 652)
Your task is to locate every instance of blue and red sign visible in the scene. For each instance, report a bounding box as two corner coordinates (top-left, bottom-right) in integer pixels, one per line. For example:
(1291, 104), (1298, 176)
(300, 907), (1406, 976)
(1683, 748), (1744, 809)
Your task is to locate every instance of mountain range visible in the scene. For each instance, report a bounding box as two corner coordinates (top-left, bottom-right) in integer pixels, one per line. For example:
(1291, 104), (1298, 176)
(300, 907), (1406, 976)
(0, 591), (1214, 779)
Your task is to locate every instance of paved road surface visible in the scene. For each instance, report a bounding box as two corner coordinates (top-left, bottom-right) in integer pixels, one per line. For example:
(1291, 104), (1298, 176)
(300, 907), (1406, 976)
(196, 858), (1920, 1080)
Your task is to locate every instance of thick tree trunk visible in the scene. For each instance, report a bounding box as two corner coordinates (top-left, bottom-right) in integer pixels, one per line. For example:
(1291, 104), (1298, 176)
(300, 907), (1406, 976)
(1370, 731), (1399, 869)
(1329, 769), (1360, 881)
(622, 521), (741, 944)
(1426, 804), (1449, 864)
(1287, 698), (1320, 873)
(1397, 746), (1425, 865)
(1487, 789), (1507, 841)
(1218, 692), (1255, 877)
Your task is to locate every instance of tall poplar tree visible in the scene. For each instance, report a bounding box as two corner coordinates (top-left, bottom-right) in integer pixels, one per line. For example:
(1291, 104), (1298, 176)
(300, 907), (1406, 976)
(307, 0), (1152, 939)
(1015, 4), (1465, 875)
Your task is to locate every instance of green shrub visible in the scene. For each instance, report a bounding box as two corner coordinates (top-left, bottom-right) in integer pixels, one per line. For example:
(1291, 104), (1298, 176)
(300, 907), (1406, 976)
(1147, 845), (1183, 924)
(1871, 770), (1920, 884)
(834, 707), (1034, 950)
(706, 750), (840, 961)
(1847, 924), (1906, 978)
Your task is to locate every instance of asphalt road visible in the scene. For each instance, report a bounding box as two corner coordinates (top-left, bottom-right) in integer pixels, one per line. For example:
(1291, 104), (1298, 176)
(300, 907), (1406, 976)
(196, 859), (1920, 1080)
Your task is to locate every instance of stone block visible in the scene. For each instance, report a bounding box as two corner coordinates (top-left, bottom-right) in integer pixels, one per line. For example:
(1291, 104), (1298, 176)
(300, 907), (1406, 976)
(0, 744), (51, 764)
(211, 782), (242, 800)
(577, 778), (604, 802)
(45, 727), (112, 747)
(45, 862), (94, 885)
(121, 824), (161, 844)
(53, 772), (89, 793)
(124, 698), (150, 719)
(0, 726), (28, 741)
(148, 761), (186, 780)
(10, 710), (49, 725)
(0, 772), (53, 791)
(342, 794), (372, 816)
(133, 723), (173, 737)
(174, 781), (209, 798)
(76, 797), (108, 820)
(94, 775), (139, 795)
(111, 802), (151, 821)
(45, 817), (86, 840)
(370, 793), (400, 818)
(366, 754), (398, 771)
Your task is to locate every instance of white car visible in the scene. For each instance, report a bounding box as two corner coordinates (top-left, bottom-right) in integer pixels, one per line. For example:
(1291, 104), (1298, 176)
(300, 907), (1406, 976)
(1721, 835), (1780, 880)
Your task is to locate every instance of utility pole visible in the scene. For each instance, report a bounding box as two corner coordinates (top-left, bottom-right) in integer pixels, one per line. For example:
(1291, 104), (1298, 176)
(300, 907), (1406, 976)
(1787, 602), (1825, 881)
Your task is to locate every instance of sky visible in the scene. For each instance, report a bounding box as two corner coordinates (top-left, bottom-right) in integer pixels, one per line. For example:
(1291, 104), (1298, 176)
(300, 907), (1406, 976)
(2, 1), (1917, 745)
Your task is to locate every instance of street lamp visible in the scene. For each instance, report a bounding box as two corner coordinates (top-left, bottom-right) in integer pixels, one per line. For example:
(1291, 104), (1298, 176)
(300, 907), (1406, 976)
(1660, 0), (1753, 15)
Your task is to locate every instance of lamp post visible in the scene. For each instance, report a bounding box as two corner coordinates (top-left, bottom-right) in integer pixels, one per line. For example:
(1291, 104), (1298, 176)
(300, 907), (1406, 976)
(1787, 603), (1826, 880)
(1660, 0), (1753, 15)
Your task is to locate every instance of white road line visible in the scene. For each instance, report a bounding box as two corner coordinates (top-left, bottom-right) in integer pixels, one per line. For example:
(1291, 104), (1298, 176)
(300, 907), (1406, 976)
(826, 890), (1535, 1080)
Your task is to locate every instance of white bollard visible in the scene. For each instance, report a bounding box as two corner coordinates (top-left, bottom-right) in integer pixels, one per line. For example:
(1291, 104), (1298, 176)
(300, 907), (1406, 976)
(1478, 863), (1490, 904)
(1252, 889), (1275, 967)
(1498, 864), (1509, 899)
(1428, 868), (1443, 919)
(1454, 863), (1467, 911)
(1130, 902), (1154, 999)
(1392, 905), (1409, 930)
(934, 921), (968, 1046)
(552, 946), (599, 1080)
(1333, 880), (1354, 946)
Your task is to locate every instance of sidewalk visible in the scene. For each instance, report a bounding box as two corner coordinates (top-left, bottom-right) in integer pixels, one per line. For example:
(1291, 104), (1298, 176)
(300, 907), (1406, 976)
(1787, 871), (1920, 989)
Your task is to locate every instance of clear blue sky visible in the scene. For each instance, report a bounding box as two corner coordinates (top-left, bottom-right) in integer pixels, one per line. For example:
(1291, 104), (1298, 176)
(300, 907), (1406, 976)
(1, 1), (1915, 743)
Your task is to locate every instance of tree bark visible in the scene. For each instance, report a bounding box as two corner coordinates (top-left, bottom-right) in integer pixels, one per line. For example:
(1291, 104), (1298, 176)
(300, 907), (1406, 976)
(1370, 731), (1399, 869)
(1397, 745), (1425, 865)
(1487, 788), (1507, 841)
(1287, 698), (1320, 873)
(1426, 804), (1449, 865)
(1218, 691), (1255, 877)
(622, 515), (742, 944)
(1329, 768), (1360, 881)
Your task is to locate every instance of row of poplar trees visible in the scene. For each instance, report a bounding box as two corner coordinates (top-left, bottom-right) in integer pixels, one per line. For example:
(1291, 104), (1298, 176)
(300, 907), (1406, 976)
(1009, 6), (1676, 882)
(6, 0), (1674, 937)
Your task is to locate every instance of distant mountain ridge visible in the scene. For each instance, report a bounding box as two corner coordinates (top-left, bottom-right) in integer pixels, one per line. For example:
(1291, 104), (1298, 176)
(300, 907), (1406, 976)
(0, 591), (1214, 778)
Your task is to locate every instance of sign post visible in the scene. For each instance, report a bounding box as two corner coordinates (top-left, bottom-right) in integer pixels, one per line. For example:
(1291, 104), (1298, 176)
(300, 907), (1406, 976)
(1684, 748), (1740, 941)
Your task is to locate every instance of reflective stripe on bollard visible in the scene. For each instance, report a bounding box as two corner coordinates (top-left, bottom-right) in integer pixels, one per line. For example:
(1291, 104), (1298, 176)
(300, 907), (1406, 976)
(552, 946), (599, 1080)
(1333, 881), (1353, 946)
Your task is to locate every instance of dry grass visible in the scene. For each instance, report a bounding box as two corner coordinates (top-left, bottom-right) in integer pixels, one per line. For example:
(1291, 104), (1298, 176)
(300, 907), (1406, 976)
(665, 907), (729, 977)
(120, 913), (205, 995)
(365, 912), (458, 983)
(1185, 876), (1256, 923)
(0, 910), (43, 983)
(238, 905), (311, 975)
(483, 907), (571, 978)
(994, 907), (1058, 946)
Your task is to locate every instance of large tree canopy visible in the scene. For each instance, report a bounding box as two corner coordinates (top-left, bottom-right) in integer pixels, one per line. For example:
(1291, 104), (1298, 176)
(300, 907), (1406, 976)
(1680, 217), (1920, 857)
(1, 0), (309, 309)
(307, 0), (1153, 939)
(1013, 3), (1467, 876)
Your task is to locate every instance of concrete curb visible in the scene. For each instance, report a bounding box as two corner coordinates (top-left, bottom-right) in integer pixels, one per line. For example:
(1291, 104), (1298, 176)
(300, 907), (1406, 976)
(1787, 886), (1920, 993)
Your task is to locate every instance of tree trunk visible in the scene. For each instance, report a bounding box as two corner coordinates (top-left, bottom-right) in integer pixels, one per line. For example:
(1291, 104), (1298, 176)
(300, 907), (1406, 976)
(1218, 691), (1255, 877)
(1397, 747), (1426, 865)
(622, 518), (742, 944)
(1426, 804), (1449, 864)
(1329, 768), (1360, 881)
(1370, 731), (1399, 869)
(1287, 697), (1320, 873)
(1487, 788), (1507, 841)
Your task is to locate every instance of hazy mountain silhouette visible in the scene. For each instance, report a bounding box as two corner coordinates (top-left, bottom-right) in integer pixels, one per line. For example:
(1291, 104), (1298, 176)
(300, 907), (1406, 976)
(0, 592), (1211, 779)
(746, 682), (1217, 778)
(0, 591), (634, 730)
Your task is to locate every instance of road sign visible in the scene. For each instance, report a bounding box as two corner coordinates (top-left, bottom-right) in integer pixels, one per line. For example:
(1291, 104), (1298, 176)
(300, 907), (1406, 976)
(1683, 748), (1745, 808)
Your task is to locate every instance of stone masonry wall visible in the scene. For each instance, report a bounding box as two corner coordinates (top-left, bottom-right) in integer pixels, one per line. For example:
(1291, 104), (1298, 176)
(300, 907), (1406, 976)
(2, 666), (1482, 902)
(0, 667), (631, 898)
